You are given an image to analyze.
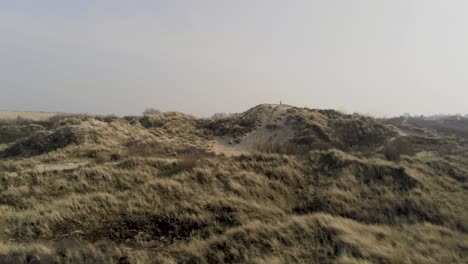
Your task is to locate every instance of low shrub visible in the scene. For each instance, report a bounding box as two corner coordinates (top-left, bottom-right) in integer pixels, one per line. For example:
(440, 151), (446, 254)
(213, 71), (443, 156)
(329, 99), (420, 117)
(175, 155), (199, 172)
(142, 108), (161, 116)
(383, 138), (414, 161)
(94, 151), (111, 164)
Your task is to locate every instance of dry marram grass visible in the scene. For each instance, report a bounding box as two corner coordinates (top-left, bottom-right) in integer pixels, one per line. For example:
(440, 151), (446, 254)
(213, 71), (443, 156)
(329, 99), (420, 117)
(0, 105), (467, 263)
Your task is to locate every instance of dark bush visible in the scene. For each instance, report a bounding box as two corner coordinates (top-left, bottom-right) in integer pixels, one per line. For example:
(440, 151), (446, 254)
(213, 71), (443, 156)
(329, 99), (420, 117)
(143, 108), (161, 116)
(383, 139), (413, 161)
(94, 151), (112, 164)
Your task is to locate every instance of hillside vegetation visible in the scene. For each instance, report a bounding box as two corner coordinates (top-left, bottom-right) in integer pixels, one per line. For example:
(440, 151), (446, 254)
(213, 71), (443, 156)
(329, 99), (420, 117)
(0, 104), (467, 263)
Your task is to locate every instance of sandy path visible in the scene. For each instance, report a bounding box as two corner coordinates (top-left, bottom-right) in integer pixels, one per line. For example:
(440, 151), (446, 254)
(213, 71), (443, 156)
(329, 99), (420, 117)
(33, 161), (90, 173)
(6, 160), (90, 178)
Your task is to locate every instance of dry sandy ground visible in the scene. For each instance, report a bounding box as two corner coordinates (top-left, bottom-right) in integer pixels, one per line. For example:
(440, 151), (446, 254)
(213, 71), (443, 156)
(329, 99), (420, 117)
(0, 144), (7, 151)
(212, 104), (294, 156)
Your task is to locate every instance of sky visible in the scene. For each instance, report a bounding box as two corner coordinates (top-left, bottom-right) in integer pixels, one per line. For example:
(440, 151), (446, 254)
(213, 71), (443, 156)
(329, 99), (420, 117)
(1, 0), (468, 117)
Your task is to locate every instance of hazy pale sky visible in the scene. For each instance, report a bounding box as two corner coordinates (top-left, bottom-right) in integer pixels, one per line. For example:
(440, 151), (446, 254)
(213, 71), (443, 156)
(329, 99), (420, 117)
(1, 0), (467, 117)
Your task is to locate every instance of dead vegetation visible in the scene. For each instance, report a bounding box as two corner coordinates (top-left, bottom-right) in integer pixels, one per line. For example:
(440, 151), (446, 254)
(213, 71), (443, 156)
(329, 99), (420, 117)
(0, 124), (45, 144)
(0, 105), (467, 263)
(0, 127), (82, 158)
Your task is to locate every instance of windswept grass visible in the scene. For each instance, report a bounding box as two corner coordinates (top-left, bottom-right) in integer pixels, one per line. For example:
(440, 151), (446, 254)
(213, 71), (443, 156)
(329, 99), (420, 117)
(0, 105), (467, 263)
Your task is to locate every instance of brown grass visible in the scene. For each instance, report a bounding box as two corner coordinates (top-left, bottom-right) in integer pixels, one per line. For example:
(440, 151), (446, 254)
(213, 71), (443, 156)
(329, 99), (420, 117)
(0, 105), (467, 263)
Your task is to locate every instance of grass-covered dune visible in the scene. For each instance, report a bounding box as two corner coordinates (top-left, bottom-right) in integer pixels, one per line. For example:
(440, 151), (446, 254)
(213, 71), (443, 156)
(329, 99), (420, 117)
(0, 105), (467, 263)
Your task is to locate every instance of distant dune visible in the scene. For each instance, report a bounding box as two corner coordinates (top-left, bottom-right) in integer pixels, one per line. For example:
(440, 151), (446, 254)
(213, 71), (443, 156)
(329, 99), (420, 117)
(0, 110), (60, 121)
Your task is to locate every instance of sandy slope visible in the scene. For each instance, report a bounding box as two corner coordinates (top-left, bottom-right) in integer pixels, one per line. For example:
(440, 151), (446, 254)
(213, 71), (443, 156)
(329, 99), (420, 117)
(213, 104), (294, 156)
